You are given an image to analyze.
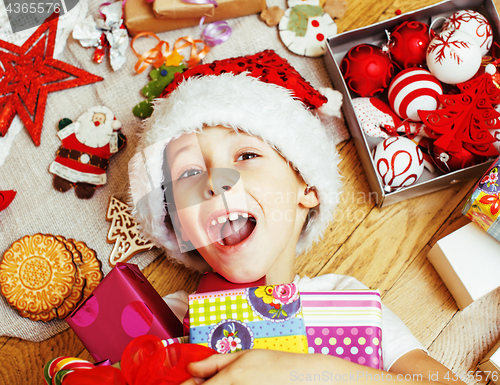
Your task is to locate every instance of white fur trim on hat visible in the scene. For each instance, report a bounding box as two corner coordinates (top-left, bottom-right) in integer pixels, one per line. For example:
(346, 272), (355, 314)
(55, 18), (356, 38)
(129, 72), (342, 272)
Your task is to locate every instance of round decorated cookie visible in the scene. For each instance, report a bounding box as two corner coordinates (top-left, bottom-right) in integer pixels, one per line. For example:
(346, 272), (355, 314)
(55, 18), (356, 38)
(279, 4), (337, 57)
(0, 234), (76, 317)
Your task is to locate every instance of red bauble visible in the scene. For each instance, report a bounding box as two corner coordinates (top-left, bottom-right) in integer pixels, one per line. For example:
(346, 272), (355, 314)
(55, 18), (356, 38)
(340, 44), (395, 97)
(430, 142), (487, 173)
(388, 21), (433, 69)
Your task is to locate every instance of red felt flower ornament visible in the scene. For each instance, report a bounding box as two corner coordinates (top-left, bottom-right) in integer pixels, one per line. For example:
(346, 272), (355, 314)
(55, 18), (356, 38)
(0, 13), (103, 146)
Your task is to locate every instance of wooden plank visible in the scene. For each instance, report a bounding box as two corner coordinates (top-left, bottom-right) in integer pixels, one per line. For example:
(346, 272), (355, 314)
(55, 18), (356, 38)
(295, 139), (377, 277)
(0, 328), (90, 385)
(427, 288), (500, 385)
(381, 246), (459, 348)
(315, 179), (478, 293)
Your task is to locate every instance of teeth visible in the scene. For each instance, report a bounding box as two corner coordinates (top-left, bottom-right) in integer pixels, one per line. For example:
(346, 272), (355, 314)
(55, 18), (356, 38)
(217, 216), (227, 224)
(211, 213), (251, 226)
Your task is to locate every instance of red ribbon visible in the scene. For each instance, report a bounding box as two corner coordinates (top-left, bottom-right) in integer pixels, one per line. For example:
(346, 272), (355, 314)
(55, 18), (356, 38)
(61, 335), (218, 385)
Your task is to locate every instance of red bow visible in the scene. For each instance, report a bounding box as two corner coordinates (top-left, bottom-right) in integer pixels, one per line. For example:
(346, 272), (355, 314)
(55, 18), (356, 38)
(62, 335), (217, 385)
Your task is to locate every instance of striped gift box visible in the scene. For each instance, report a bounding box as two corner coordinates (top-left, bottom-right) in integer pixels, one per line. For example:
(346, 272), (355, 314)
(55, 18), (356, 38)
(188, 284), (308, 354)
(301, 290), (383, 369)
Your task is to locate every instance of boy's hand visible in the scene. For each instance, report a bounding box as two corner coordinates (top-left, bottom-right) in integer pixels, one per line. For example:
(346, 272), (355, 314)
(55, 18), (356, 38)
(180, 348), (466, 385)
(180, 349), (299, 385)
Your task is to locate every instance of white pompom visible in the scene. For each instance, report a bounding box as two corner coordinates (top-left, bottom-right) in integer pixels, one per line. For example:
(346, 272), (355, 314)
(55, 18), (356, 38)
(112, 119), (123, 130)
(317, 87), (343, 118)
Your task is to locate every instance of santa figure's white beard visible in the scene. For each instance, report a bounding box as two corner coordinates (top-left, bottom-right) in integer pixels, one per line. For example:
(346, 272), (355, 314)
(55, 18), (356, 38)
(75, 120), (114, 148)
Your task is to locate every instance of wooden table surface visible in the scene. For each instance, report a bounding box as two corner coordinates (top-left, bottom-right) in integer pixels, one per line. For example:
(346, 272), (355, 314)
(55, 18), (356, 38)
(2, 0), (500, 384)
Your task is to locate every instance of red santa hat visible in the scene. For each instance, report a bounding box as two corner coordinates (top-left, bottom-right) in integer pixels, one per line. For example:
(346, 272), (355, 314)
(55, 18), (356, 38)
(128, 50), (343, 272)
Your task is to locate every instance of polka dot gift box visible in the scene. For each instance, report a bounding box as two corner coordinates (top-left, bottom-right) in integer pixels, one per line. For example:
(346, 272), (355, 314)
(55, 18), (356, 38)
(301, 291), (383, 369)
(188, 284), (309, 354)
(66, 263), (184, 363)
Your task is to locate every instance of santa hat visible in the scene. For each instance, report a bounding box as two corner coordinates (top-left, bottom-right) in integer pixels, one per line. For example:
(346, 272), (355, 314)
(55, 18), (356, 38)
(128, 50), (343, 272)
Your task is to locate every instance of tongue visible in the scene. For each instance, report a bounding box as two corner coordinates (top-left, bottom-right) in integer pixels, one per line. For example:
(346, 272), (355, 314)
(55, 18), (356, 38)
(221, 217), (256, 246)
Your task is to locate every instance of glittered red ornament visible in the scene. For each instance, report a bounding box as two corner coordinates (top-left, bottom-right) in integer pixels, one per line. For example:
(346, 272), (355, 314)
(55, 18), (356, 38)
(388, 21), (434, 69)
(430, 142), (487, 173)
(0, 14), (104, 146)
(340, 44), (395, 97)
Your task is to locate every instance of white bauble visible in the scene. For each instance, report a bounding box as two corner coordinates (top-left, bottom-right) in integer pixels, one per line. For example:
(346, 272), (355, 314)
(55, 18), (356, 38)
(426, 29), (482, 84)
(372, 136), (424, 189)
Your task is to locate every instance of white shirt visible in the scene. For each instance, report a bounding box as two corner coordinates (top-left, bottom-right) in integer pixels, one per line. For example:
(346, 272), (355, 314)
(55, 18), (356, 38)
(163, 274), (425, 371)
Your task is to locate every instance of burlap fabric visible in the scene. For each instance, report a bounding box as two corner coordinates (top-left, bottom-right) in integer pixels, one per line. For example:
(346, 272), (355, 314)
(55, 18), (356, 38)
(0, 0), (349, 342)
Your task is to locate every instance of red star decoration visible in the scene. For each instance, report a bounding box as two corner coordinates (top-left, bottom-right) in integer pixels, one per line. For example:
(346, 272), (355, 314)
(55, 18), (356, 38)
(0, 14), (103, 146)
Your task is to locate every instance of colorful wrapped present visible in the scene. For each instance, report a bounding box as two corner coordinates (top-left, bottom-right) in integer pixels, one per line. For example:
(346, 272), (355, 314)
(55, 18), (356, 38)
(188, 283), (309, 354)
(301, 291), (383, 369)
(66, 263), (184, 363)
(463, 156), (500, 241)
(124, 0), (265, 36)
(152, 0), (266, 20)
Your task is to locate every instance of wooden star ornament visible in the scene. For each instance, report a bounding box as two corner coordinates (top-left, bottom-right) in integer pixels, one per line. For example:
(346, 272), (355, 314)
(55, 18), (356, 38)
(0, 14), (104, 146)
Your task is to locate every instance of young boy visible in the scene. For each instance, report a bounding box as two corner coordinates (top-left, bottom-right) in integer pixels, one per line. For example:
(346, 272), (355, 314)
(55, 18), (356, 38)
(128, 50), (464, 384)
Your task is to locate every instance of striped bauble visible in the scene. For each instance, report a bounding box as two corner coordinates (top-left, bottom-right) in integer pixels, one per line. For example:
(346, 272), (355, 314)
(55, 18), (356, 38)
(388, 68), (442, 121)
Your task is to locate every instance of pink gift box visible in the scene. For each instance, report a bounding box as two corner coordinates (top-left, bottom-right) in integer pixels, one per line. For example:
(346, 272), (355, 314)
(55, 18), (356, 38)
(66, 263), (183, 363)
(301, 291), (383, 369)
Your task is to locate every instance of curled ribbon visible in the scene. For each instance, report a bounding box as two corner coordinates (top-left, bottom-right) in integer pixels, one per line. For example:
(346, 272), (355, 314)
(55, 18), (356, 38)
(202, 20), (232, 46)
(131, 33), (210, 73)
(131, 32), (171, 73)
(174, 36), (210, 67)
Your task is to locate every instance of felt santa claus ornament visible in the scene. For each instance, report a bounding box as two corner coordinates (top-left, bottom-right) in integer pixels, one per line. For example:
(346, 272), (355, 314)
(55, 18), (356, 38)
(49, 106), (126, 199)
(128, 50), (343, 271)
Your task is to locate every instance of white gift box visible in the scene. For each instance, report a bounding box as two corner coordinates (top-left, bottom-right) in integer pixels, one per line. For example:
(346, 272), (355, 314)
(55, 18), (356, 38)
(427, 222), (500, 310)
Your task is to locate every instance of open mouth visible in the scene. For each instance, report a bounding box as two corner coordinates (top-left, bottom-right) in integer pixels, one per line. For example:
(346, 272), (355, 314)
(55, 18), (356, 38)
(208, 212), (257, 247)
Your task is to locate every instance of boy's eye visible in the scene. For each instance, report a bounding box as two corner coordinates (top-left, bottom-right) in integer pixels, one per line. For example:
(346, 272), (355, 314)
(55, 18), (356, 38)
(237, 152), (259, 161)
(179, 168), (202, 179)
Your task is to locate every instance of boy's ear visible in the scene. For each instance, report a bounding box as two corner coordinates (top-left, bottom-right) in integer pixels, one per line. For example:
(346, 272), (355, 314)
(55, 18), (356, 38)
(299, 184), (319, 209)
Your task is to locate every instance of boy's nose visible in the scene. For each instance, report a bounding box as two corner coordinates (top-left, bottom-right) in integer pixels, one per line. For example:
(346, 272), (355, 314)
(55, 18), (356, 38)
(207, 168), (240, 196)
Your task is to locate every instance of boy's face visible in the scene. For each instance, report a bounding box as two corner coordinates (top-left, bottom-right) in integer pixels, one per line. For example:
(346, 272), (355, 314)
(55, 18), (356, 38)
(165, 126), (318, 284)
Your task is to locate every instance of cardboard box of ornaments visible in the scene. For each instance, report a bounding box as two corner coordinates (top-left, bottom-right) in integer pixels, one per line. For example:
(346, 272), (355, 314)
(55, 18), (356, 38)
(323, 0), (500, 207)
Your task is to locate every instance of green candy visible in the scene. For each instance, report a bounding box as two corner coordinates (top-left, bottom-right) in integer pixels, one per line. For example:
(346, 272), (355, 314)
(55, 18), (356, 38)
(133, 63), (187, 119)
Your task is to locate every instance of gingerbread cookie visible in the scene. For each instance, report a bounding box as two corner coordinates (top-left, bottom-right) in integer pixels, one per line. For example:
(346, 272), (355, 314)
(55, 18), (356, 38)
(0, 234), (76, 316)
(106, 196), (155, 267)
